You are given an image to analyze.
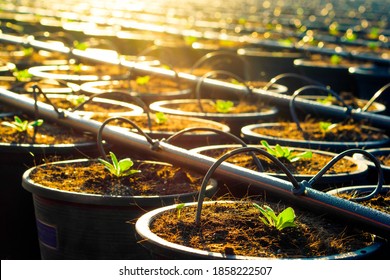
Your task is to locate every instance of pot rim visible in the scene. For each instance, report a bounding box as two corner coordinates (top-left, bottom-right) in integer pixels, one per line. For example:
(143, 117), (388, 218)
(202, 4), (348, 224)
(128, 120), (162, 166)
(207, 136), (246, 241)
(28, 64), (126, 82)
(21, 158), (218, 206)
(22, 93), (145, 117)
(102, 113), (231, 134)
(80, 79), (193, 96)
(353, 148), (390, 171)
(327, 185), (390, 196)
(294, 94), (386, 113)
(190, 144), (368, 180)
(241, 122), (390, 150)
(149, 99), (279, 120)
(135, 200), (383, 260)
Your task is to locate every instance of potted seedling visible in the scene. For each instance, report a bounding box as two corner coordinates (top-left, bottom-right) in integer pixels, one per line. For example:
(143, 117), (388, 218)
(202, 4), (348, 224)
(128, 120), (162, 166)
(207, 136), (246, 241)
(190, 140), (368, 192)
(293, 53), (373, 93)
(80, 67), (193, 105)
(136, 147), (384, 259)
(90, 112), (232, 149)
(27, 62), (128, 84)
(149, 70), (279, 136)
(0, 112), (98, 260)
(25, 85), (144, 119)
(21, 118), (218, 259)
(241, 85), (390, 152)
(353, 147), (390, 184)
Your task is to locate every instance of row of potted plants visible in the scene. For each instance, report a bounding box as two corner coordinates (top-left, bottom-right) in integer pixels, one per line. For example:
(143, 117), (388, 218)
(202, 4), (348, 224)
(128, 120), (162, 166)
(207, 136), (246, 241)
(0, 5), (389, 260)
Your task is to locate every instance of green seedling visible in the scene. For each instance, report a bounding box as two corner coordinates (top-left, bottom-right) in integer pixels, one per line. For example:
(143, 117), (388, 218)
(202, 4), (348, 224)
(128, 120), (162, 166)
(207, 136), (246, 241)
(278, 38), (294, 47)
(73, 41), (89, 51)
(329, 22), (339, 36)
(13, 68), (33, 81)
(230, 79), (244, 86)
(238, 18), (247, 25)
(368, 27), (380, 40)
(22, 47), (34, 56)
(176, 203), (185, 219)
(98, 151), (141, 177)
(319, 121), (338, 132)
(155, 112), (168, 125)
(184, 36), (197, 45)
(368, 41), (380, 51)
(344, 30), (357, 42)
(214, 100), (234, 113)
(1, 116), (43, 132)
(253, 203), (296, 231)
(135, 75), (151, 86)
(316, 94), (334, 105)
(260, 140), (312, 162)
(71, 64), (83, 73)
(330, 54), (342, 65)
(66, 95), (87, 106)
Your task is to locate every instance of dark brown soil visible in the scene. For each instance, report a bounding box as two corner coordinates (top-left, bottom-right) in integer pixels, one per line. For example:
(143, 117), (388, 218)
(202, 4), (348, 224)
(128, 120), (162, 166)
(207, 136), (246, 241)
(0, 114), (93, 144)
(170, 99), (270, 114)
(313, 92), (382, 112)
(29, 94), (134, 113)
(151, 200), (374, 258)
(336, 191), (390, 215)
(377, 154), (390, 167)
(253, 120), (387, 142)
(28, 160), (204, 196)
(49, 64), (127, 77)
(197, 147), (357, 175)
(94, 76), (191, 94)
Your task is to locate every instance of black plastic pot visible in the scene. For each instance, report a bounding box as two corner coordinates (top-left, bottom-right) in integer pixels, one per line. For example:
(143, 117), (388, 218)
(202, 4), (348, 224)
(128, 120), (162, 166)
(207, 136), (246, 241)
(293, 57), (369, 94)
(353, 148), (390, 185)
(80, 78), (193, 105)
(27, 64), (128, 84)
(135, 200), (384, 260)
(21, 158), (218, 260)
(92, 114), (232, 149)
(24, 93), (145, 119)
(241, 122), (390, 153)
(348, 65), (390, 114)
(326, 185), (390, 259)
(149, 99), (278, 136)
(237, 48), (303, 87)
(0, 117), (99, 260)
(190, 144), (369, 191)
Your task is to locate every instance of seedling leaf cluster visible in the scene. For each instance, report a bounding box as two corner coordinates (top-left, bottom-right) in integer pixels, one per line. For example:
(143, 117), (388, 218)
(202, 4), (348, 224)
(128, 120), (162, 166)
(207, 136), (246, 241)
(260, 140), (312, 162)
(1, 116), (43, 132)
(98, 151), (141, 177)
(253, 203), (296, 231)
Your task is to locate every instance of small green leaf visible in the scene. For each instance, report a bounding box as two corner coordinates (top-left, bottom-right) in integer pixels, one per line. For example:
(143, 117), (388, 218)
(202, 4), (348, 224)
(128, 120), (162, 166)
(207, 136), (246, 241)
(260, 140), (274, 155)
(214, 100), (234, 113)
(275, 144), (285, 157)
(109, 152), (120, 173)
(330, 54), (342, 65)
(276, 207), (296, 230)
(99, 152), (141, 178)
(136, 75), (150, 86)
(176, 203), (185, 219)
(118, 158), (133, 172)
(155, 112), (168, 125)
